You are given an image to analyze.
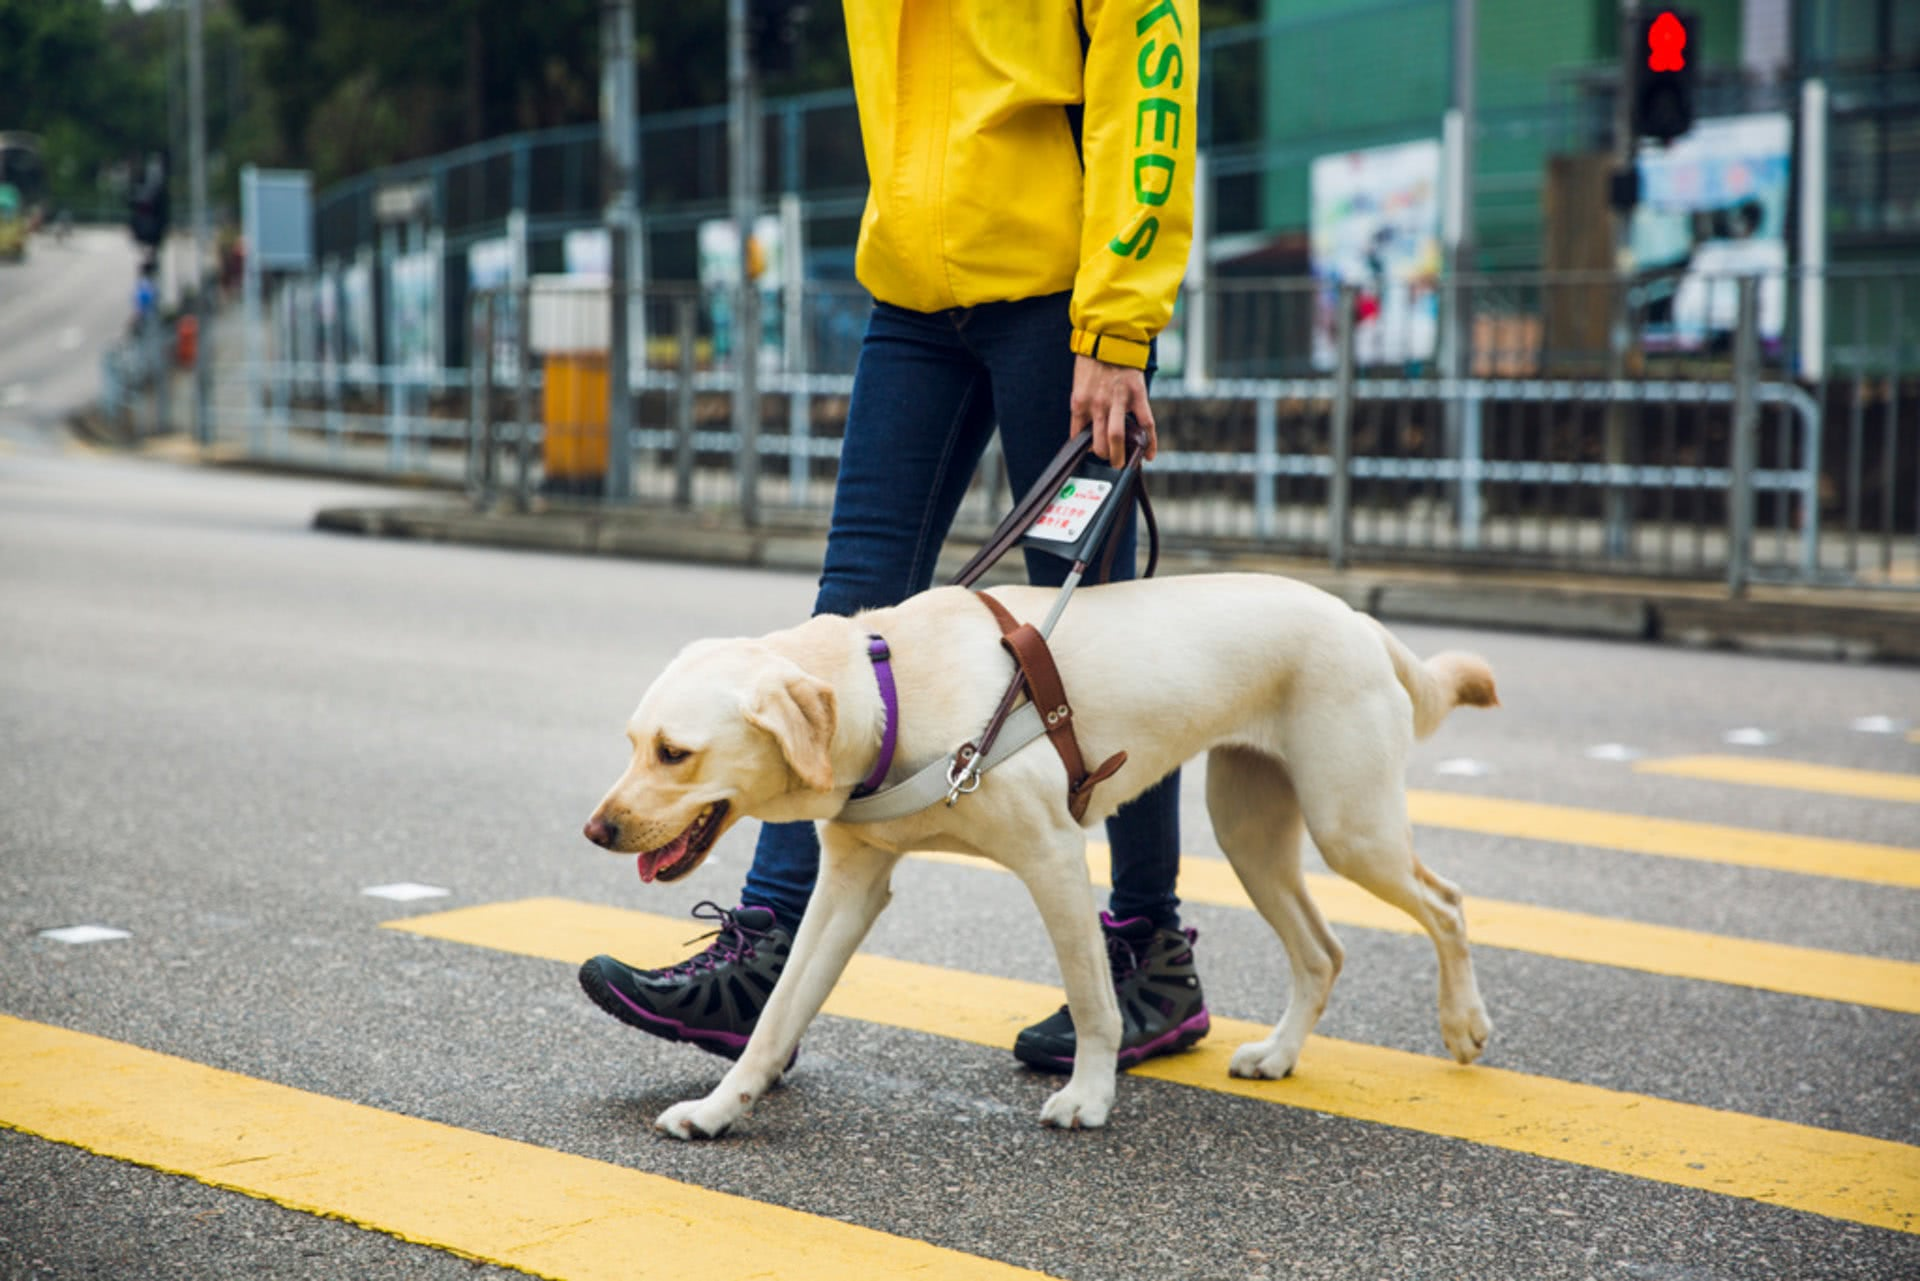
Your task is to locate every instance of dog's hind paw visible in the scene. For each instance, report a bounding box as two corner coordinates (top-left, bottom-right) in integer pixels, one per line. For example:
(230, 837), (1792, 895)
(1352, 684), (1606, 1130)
(1039, 1085), (1112, 1130)
(655, 1098), (737, 1141)
(1443, 1005), (1493, 1065)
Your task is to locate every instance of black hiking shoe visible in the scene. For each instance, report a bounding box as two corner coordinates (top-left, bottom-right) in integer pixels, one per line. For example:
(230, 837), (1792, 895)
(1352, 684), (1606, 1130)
(1013, 912), (1210, 1073)
(578, 901), (794, 1063)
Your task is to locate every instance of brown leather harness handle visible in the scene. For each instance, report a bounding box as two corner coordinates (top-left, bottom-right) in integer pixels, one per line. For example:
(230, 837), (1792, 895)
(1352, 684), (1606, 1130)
(948, 420), (1158, 590)
(943, 420), (1155, 816)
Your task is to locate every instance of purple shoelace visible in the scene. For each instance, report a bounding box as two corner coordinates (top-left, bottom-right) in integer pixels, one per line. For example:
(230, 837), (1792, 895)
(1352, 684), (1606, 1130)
(667, 900), (778, 975)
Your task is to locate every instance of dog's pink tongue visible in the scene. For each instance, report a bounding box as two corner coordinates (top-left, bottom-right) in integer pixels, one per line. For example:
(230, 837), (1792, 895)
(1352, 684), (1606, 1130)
(636, 834), (690, 884)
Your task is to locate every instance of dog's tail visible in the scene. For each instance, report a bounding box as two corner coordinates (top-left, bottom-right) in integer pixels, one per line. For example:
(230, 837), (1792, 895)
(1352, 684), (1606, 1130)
(1366, 617), (1499, 740)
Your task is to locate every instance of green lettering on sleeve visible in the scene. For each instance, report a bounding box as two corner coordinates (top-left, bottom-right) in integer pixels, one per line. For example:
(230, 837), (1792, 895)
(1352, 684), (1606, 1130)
(1134, 97), (1181, 149)
(1136, 40), (1184, 89)
(1132, 154), (1176, 207)
(1108, 216), (1161, 260)
(1134, 0), (1184, 38)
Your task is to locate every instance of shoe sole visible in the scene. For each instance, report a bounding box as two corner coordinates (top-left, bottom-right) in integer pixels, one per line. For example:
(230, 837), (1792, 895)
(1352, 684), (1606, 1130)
(579, 957), (780, 1065)
(1013, 1008), (1211, 1075)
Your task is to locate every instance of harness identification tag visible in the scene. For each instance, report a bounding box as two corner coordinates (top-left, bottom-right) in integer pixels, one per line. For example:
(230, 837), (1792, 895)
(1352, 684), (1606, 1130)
(1026, 479), (1113, 544)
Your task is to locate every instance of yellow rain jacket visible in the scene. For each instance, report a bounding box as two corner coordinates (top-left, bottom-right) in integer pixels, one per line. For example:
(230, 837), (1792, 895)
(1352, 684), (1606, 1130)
(843, 0), (1198, 370)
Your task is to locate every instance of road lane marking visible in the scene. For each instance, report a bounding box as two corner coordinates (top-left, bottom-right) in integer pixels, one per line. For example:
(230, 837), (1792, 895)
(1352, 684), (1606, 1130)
(393, 899), (1920, 1236)
(1633, 755), (1920, 805)
(1404, 790), (1920, 889)
(910, 847), (1920, 1016)
(0, 1014), (1052, 1281)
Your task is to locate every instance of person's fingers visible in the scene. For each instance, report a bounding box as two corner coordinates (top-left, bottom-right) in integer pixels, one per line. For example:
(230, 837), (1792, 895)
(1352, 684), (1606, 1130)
(1103, 398), (1128, 467)
(1070, 382), (1092, 439)
(1128, 379), (1159, 462)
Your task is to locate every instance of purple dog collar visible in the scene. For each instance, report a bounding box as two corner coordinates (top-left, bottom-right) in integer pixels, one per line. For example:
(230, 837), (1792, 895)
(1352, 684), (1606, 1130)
(852, 635), (898, 798)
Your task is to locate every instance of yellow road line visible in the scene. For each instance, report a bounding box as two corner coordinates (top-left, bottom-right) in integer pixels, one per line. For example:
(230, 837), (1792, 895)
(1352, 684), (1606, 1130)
(910, 847), (1920, 1016)
(393, 899), (1920, 1236)
(0, 1015), (1051, 1281)
(1634, 754), (1920, 805)
(1405, 789), (1920, 888)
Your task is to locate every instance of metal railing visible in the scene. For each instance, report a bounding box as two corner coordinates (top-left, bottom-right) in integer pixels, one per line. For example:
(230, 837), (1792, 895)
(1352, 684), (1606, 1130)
(208, 267), (1920, 595)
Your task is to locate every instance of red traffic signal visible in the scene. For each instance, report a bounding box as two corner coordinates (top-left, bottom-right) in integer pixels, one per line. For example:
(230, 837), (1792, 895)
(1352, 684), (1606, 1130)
(1633, 9), (1697, 143)
(1647, 11), (1687, 72)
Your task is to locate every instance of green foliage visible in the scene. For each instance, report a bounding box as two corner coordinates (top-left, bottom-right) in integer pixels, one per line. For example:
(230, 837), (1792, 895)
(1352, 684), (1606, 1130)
(3, 0), (1260, 205)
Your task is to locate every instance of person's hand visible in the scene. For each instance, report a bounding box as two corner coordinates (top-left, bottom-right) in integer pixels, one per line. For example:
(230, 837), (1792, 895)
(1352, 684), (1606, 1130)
(1071, 355), (1157, 466)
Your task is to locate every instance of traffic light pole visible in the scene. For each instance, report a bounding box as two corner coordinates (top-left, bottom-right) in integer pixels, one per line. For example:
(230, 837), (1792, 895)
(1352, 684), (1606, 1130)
(1444, 0), (1479, 548)
(1603, 0), (1640, 560)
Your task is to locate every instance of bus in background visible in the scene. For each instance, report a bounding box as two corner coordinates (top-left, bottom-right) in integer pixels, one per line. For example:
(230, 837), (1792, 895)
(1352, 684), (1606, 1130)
(0, 132), (47, 261)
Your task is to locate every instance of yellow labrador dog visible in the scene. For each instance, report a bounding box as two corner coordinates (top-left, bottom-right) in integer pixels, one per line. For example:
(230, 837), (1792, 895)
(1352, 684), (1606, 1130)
(586, 573), (1497, 1139)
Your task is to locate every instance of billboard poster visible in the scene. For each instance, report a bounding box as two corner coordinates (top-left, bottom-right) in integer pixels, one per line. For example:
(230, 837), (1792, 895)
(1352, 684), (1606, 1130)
(341, 256), (375, 384)
(1631, 113), (1791, 351)
(698, 215), (784, 370)
(563, 228), (609, 279)
(317, 270), (339, 380)
(388, 249), (439, 375)
(468, 236), (520, 381)
(1309, 139), (1443, 370)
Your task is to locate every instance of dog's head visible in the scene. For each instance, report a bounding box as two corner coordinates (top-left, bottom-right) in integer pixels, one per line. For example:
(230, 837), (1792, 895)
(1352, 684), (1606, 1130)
(584, 638), (840, 884)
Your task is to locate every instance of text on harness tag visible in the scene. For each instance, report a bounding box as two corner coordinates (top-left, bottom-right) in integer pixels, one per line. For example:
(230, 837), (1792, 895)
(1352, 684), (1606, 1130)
(1026, 479), (1114, 544)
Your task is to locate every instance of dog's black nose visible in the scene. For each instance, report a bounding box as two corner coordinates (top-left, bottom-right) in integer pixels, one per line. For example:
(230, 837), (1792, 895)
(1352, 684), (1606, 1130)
(584, 816), (618, 848)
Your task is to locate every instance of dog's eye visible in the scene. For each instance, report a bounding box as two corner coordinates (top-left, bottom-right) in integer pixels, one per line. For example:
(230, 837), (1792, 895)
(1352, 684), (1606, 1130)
(656, 741), (691, 766)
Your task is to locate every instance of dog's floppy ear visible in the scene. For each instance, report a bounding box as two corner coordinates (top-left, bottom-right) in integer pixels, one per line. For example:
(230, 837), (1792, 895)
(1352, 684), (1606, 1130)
(743, 663), (838, 792)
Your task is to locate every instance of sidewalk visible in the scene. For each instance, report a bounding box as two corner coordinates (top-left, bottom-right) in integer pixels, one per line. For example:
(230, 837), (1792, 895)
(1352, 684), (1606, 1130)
(300, 485), (1920, 665)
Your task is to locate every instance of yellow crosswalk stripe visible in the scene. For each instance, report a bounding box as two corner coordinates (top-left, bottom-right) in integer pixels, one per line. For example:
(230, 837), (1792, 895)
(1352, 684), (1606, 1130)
(1405, 789), (1920, 888)
(909, 847), (1920, 1016)
(1634, 755), (1920, 804)
(0, 1014), (1052, 1281)
(392, 899), (1920, 1236)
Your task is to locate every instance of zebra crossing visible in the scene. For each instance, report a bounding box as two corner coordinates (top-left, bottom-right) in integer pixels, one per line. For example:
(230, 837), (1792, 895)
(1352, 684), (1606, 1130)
(5, 749), (1917, 1277)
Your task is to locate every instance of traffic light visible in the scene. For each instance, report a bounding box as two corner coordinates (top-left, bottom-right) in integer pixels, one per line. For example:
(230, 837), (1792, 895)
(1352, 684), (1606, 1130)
(129, 152), (169, 248)
(750, 0), (808, 75)
(1633, 9), (1697, 144)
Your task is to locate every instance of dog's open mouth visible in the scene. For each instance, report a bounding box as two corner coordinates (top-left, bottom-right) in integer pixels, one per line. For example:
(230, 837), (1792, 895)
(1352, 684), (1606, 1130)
(636, 801), (730, 884)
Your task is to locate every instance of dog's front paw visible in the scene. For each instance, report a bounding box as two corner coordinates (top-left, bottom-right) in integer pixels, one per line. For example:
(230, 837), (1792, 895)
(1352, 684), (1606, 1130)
(1039, 1083), (1112, 1130)
(654, 1096), (743, 1141)
(1228, 1038), (1298, 1080)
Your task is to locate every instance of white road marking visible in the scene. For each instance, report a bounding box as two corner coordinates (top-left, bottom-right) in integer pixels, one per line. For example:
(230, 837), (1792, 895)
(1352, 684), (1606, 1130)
(1850, 715), (1905, 734)
(361, 882), (450, 902)
(1434, 758), (1492, 777)
(1723, 727), (1778, 747)
(39, 925), (132, 944)
(1585, 743), (1646, 762)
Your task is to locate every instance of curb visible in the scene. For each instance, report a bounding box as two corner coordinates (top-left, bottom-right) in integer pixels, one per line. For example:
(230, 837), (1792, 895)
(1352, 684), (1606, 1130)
(312, 502), (1920, 665)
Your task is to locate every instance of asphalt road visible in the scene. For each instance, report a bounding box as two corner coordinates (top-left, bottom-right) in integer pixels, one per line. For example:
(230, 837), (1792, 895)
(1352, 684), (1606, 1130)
(2, 443), (1918, 1280)
(0, 225), (142, 431)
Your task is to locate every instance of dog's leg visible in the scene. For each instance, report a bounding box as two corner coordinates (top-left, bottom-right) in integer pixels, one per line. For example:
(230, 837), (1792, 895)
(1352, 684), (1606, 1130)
(655, 829), (898, 1140)
(1206, 747), (1345, 1080)
(1296, 755), (1492, 1066)
(1005, 824), (1120, 1130)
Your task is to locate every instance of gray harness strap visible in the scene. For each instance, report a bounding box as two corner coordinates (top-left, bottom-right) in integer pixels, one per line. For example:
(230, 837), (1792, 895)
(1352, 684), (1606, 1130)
(835, 703), (1048, 824)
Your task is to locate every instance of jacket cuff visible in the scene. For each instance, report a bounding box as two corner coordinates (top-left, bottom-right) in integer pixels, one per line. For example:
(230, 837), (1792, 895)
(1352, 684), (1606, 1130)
(1068, 328), (1151, 371)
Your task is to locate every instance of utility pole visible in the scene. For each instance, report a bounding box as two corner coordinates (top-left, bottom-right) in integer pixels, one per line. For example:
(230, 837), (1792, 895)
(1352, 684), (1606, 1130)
(728, 0), (761, 527)
(600, 0), (636, 502)
(188, 0), (211, 445)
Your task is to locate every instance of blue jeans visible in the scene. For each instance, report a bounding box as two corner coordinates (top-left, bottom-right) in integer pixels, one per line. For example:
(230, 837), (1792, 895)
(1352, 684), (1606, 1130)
(740, 291), (1183, 930)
